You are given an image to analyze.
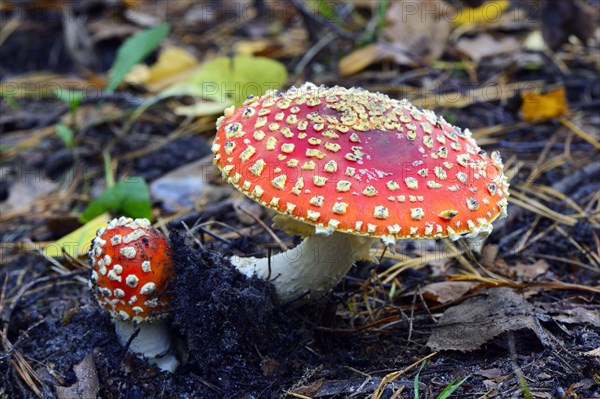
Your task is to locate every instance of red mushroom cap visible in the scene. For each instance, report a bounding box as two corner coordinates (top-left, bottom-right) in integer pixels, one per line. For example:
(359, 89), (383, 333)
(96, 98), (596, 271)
(89, 217), (173, 322)
(212, 83), (509, 241)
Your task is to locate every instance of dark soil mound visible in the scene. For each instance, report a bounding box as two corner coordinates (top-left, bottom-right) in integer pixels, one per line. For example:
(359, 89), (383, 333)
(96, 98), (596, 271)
(169, 231), (305, 397)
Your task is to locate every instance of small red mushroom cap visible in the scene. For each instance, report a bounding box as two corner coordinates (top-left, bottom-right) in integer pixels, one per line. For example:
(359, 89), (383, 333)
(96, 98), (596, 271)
(212, 83), (509, 241)
(89, 217), (173, 323)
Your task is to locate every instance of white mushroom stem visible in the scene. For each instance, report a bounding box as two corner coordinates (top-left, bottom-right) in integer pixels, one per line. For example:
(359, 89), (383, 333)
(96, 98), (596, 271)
(231, 230), (376, 304)
(114, 319), (179, 372)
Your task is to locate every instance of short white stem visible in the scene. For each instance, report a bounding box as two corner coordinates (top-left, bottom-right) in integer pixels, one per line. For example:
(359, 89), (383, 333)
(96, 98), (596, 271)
(231, 231), (375, 304)
(114, 319), (179, 372)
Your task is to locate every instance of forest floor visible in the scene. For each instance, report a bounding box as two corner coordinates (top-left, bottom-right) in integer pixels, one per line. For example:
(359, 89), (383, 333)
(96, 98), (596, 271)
(1, 1), (599, 398)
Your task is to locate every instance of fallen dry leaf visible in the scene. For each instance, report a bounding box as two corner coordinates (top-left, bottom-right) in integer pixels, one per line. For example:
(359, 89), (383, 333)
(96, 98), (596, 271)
(147, 46), (199, 84)
(124, 46), (199, 90)
(124, 64), (150, 85)
(338, 44), (383, 77)
(43, 213), (111, 258)
(474, 368), (504, 379)
(150, 159), (218, 212)
(456, 33), (521, 63)
(554, 307), (600, 327)
(234, 27), (308, 58)
(453, 0), (510, 26)
(339, 0), (454, 75)
(427, 287), (549, 351)
(520, 87), (570, 122)
(583, 347), (600, 358)
(514, 259), (549, 280)
(421, 281), (480, 304)
(292, 379), (325, 397)
(380, 0), (454, 66)
(55, 354), (99, 399)
(0, 176), (57, 215)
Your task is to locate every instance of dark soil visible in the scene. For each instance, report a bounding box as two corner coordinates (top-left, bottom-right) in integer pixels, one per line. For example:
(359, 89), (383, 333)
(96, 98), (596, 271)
(2, 231), (598, 398)
(1, 1), (599, 398)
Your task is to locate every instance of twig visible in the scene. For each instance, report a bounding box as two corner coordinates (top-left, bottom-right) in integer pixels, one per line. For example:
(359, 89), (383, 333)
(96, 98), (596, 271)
(189, 221), (245, 239)
(182, 221), (204, 249)
(0, 319), (45, 361)
(189, 372), (224, 395)
(552, 161), (600, 195)
(559, 117), (600, 150)
(294, 32), (337, 75)
(23, 238), (86, 283)
(234, 204), (288, 251)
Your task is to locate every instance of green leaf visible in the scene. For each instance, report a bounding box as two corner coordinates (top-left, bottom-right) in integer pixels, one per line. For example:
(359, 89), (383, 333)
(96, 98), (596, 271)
(414, 361), (427, 399)
(54, 88), (85, 106)
(55, 123), (74, 148)
(107, 23), (170, 92)
(80, 177), (152, 223)
(119, 178), (153, 220)
(436, 375), (471, 399)
(186, 55), (288, 106)
(314, 0), (341, 23)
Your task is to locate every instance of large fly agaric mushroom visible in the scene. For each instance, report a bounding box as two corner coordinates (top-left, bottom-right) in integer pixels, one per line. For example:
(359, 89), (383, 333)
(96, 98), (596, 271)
(89, 217), (179, 372)
(212, 83), (509, 303)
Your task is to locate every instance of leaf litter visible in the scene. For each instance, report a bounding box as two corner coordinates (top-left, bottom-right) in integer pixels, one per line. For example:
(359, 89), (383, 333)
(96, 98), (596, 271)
(427, 287), (551, 352)
(1, 1), (599, 398)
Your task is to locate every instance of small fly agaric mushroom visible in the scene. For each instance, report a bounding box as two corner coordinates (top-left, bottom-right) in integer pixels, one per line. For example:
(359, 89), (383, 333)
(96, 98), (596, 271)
(89, 216), (179, 372)
(212, 83), (509, 303)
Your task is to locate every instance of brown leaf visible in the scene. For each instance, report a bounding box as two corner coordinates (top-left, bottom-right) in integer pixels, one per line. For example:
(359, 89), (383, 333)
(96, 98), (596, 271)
(150, 159), (211, 212)
(339, 0), (454, 75)
(381, 0), (454, 66)
(514, 259), (549, 280)
(338, 44), (383, 77)
(55, 354), (99, 399)
(456, 33), (520, 63)
(474, 368), (504, 379)
(554, 307), (600, 327)
(427, 287), (549, 352)
(292, 378), (324, 397)
(0, 176), (57, 215)
(421, 281), (480, 304)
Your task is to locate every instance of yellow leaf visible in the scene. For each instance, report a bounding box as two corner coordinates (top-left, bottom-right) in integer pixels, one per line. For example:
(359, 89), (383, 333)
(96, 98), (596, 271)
(453, 0), (509, 26)
(520, 87), (570, 122)
(124, 64), (150, 85)
(43, 213), (111, 258)
(147, 46), (198, 83)
(338, 44), (382, 77)
(123, 46), (199, 88)
(174, 100), (231, 117)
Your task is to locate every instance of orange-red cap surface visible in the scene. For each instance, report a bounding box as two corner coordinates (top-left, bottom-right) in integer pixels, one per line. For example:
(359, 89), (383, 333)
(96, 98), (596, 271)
(212, 83), (509, 241)
(90, 217), (173, 322)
